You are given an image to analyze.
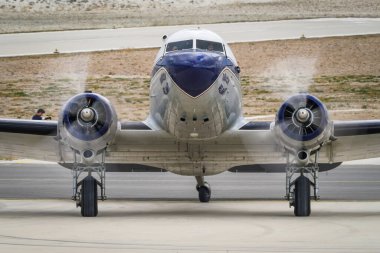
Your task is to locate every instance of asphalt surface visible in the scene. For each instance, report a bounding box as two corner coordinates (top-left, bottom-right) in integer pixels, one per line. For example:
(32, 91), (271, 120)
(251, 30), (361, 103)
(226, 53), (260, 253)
(1, 162), (380, 253)
(1, 18), (380, 57)
(0, 163), (379, 200)
(1, 200), (380, 253)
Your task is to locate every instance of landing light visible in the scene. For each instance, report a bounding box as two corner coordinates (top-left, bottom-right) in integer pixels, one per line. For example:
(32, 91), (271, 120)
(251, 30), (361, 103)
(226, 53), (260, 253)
(190, 133), (199, 138)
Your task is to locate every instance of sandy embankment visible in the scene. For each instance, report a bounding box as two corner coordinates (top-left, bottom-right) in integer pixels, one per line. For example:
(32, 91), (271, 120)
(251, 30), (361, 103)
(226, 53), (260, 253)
(0, 35), (379, 121)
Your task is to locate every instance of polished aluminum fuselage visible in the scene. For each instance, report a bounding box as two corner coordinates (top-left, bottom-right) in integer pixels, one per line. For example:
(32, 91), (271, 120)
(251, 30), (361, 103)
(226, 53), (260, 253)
(149, 65), (242, 140)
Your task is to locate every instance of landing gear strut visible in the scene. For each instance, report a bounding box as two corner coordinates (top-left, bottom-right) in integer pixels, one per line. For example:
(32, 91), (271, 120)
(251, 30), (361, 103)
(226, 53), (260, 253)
(71, 151), (107, 217)
(285, 151), (320, 217)
(195, 176), (211, 202)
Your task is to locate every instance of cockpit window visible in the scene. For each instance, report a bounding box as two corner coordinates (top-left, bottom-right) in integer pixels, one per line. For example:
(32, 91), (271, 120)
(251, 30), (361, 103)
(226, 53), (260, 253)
(166, 40), (193, 52)
(196, 40), (224, 53)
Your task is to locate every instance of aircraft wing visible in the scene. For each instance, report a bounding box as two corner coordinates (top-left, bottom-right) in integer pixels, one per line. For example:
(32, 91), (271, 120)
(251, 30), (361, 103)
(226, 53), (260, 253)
(105, 119), (380, 174)
(233, 119), (380, 164)
(0, 118), (174, 163)
(0, 119), (58, 161)
(330, 120), (380, 162)
(0, 118), (380, 172)
(239, 120), (380, 163)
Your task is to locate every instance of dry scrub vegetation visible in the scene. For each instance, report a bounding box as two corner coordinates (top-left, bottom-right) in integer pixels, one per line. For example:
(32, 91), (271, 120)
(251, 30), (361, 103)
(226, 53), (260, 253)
(0, 35), (379, 121)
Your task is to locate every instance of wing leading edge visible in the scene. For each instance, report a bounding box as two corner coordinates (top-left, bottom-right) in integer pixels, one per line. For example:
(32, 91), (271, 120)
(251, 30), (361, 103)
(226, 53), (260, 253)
(334, 120), (380, 136)
(0, 118), (380, 168)
(0, 118), (57, 135)
(0, 119), (153, 161)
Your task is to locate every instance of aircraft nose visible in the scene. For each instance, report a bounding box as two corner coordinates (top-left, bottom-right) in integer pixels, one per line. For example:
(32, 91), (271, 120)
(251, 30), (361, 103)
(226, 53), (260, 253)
(161, 51), (225, 97)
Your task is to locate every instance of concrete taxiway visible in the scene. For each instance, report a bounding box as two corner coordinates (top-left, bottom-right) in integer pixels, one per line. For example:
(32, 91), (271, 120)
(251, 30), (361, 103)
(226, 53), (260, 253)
(0, 18), (380, 57)
(0, 200), (379, 253)
(0, 163), (379, 252)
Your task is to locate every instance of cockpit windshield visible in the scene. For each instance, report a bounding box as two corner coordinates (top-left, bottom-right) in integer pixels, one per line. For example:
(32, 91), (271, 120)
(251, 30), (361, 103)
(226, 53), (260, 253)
(166, 40), (193, 52)
(196, 40), (224, 53)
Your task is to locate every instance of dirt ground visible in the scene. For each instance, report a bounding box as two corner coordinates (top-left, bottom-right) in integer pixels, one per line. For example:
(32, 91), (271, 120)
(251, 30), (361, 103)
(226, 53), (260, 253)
(0, 35), (379, 121)
(1, 0), (380, 33)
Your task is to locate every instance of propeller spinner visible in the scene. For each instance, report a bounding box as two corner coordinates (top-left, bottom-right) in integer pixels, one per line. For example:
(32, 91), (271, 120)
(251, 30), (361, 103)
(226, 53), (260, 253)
(80, 108), (96, 122)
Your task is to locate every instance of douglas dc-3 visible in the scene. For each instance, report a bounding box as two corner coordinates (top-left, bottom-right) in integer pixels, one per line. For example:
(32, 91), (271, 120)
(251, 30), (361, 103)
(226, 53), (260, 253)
(1, 29), (380, 217)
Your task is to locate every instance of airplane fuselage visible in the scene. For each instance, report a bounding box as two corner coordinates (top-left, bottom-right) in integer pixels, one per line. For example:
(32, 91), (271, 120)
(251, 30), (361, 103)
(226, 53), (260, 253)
(148, 29), (242, 140)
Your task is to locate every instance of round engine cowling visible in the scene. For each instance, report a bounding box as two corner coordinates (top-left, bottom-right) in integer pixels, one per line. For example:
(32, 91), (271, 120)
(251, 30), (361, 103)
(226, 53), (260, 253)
(274, 94), (332, 154)
(58, 92), (118, 158)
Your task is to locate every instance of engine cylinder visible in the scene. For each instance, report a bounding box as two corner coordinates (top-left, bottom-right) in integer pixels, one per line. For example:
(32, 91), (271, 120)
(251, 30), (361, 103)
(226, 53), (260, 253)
(274, 94), (332, 155)
(58, 92), (118, 154)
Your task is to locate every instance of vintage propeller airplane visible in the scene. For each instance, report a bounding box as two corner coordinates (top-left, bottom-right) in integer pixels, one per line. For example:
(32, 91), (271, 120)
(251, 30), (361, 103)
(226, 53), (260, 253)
(1, 29), (379, 217)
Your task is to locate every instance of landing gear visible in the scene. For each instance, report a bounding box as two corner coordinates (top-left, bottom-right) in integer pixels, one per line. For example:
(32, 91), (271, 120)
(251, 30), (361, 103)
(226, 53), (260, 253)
(195, 176), (211, 202)
(285, 151), (320, 217)
(71, 151), (107, 217)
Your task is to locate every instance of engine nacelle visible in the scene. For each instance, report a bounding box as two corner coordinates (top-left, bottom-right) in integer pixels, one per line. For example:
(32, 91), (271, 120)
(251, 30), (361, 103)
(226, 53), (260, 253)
(274, 94), (333, 163)
(58, 92), (118, 163)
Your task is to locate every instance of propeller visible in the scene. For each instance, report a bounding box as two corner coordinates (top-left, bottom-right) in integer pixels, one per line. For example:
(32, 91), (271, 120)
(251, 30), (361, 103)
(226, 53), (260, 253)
(62, 93), (113, 142)
(277, 94), (329, 142)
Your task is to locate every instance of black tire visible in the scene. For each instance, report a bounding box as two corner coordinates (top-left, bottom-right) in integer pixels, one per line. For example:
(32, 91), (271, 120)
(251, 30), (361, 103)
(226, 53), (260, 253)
(196, 182), (211, 193)
(294, 175), (311, 217)
(80, 176), (98, 217)
(198, 186), (211, 203)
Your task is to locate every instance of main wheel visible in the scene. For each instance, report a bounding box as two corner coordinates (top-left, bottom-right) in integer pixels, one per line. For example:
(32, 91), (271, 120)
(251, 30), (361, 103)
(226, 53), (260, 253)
(80, 176), (98, 217)
(294, 175), (311, 217)
(198, 186), (211, 203)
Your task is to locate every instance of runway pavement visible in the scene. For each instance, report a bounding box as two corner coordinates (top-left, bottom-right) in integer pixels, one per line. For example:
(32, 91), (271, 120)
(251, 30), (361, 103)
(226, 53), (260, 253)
(0, 200), (380, 253)
(0, 163), (379, 252)
(0, 163), (379, 200)
(1, 18), (380, 57)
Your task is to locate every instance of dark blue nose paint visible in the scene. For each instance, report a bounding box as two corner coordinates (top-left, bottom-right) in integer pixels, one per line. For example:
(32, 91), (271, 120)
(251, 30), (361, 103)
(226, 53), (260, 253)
(156, 50), (228, 97)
